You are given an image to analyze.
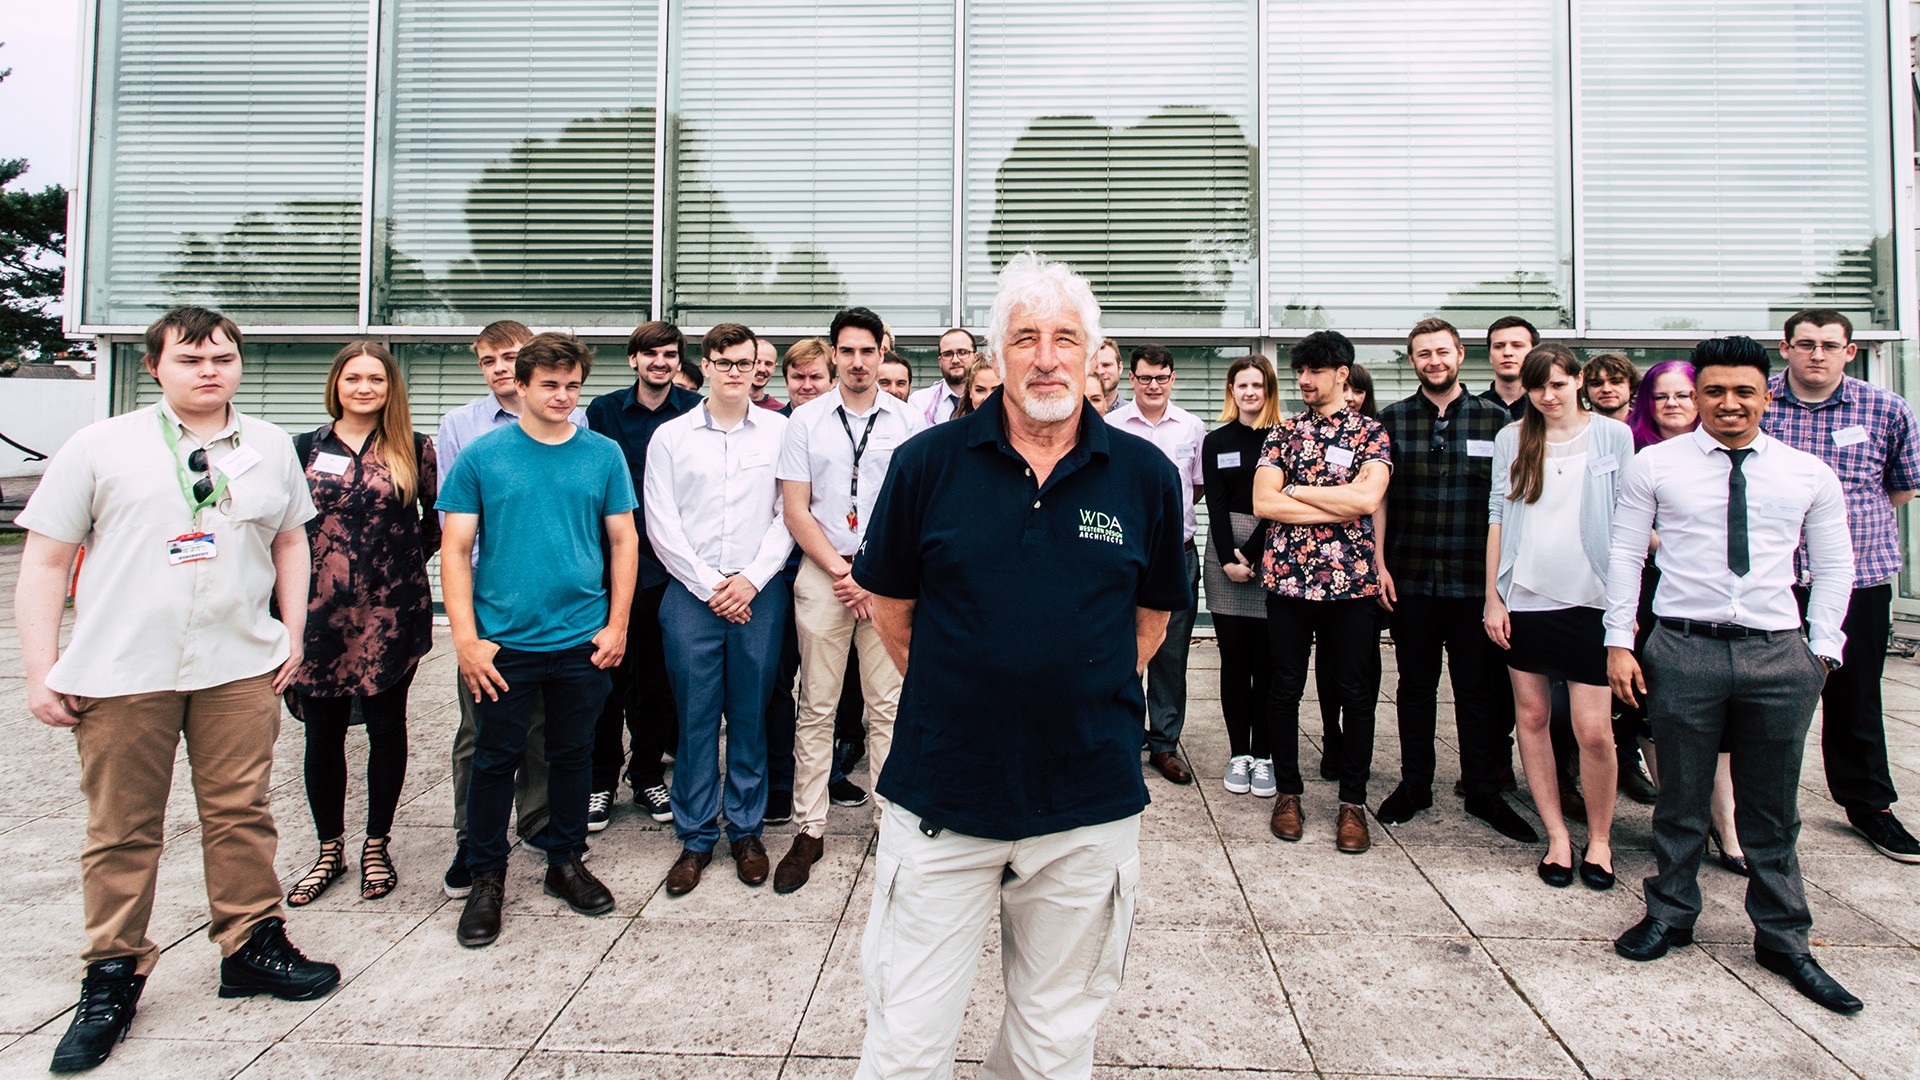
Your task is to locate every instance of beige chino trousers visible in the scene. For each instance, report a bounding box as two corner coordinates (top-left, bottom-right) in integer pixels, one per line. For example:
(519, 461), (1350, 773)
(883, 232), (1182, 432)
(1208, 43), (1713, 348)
(792, 555), (902, 836)
(70, 672), (286, 974)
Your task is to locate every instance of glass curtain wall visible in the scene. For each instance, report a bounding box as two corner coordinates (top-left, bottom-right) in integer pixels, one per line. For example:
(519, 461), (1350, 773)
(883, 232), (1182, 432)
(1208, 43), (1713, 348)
(85, 0), (368, 325)
(666, 0), (954, 327)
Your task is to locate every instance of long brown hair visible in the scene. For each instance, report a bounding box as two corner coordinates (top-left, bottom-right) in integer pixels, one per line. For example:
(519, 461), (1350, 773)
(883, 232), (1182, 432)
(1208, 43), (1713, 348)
(1216, 353), (1281, 428)
(951, 354), (1000, 419)
(324, 342), (420, 507)
(1507, 342), (1584, 506)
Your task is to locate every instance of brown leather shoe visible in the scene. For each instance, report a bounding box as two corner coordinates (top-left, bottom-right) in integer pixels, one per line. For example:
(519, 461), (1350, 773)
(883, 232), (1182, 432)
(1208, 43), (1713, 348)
(1559, 774), (1587, 824)
(774, 834), (824, 894)
(1336, 803), (1371, 854)
(665, 848), (712, 896)
(543, 853), (614, 915)
(1148, 751), (1193, 785)
(1270, 793), (1303, 842)
(732, 835), (770, 886)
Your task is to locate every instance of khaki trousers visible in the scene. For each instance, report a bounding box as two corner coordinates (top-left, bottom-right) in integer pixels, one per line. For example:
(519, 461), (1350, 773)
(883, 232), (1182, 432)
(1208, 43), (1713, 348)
(70, 672), (285, 975)
(793, 555), (902, 836)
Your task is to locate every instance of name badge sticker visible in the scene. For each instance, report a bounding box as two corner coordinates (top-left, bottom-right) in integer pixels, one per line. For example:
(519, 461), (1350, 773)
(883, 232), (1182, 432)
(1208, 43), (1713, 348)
(1589, 453), (1619, 476)
(312, 452), (351, 476)
(739, 452), (770, 469)
(1758, 500), (1804, 521)
(1325, 445), (1357, 468)
(166, 532), (217, 565)
(214, 444), (262, 479)
(1466, 439), (1496, 458)
(1217, 451), (1242, 469)
(1833, 425), (1869, 447)
(1174, 442), (1196, 460)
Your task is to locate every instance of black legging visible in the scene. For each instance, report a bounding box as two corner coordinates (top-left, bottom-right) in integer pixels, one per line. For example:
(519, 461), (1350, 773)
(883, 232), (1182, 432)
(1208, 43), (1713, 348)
(300, 666), (415, 841)
(1213, 613), (1271, 759)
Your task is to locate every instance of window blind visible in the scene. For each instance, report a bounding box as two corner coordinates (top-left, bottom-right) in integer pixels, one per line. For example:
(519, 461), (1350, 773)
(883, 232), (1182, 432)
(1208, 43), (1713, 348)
(376, 0), (658, 327)
(963, 0), (1258, 329)
(85, 1), (366, 326)
(1267, 0), (1568, 332)
(667, 0), (953, 327)
(1578, 0), (1893, 331)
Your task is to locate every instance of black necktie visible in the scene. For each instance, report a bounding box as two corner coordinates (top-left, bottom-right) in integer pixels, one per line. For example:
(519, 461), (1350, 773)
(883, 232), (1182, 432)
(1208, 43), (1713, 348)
(1720, 447), (1753, 576)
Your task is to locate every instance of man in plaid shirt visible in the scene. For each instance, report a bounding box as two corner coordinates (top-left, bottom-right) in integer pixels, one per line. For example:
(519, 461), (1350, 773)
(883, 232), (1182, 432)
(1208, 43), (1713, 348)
(1763, 308), (1920, 864)
(1372, 317), (1537, 842)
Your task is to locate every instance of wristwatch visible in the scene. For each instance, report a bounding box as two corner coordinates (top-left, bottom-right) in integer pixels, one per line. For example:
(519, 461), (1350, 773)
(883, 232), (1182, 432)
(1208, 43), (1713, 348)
(1283, 483), (1297, 496)
(1818, 655), (1842, 673)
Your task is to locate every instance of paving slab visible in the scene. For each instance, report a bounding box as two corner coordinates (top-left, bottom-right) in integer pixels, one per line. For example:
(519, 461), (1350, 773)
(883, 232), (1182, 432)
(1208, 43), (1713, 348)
(0, 1034), (268, 1080)
(1700, 943), (1920, 1080)
(1094, 928), (1313, 1072)
(511, 1050), (784, 1079)
(1230, 839), (1468, 937)
(236, 1041), (522, 1080)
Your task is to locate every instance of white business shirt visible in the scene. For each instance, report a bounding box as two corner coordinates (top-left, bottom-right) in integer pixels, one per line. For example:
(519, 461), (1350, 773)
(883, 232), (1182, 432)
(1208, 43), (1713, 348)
(1604, 427), (1851, 658)
(777, 385), (928, 556)
(906, 381), (963, 426)
(644, 402), (793, 602)
(1107, 400), (1206, 543)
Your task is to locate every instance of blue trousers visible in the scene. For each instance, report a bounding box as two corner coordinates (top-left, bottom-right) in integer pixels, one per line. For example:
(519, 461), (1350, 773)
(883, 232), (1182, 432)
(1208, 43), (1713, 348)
(469, 644), (609, 874)
(661, 578), (789, 852)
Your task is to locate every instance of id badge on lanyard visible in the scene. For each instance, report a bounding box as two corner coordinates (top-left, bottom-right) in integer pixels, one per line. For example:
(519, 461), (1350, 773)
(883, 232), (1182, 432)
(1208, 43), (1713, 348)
(159, 411), (240, 565)
(167, 532), (217, 564)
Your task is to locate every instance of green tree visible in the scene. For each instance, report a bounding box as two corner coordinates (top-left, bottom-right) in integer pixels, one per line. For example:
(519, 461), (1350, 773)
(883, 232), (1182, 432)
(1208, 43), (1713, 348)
(0, 55), (75, 360)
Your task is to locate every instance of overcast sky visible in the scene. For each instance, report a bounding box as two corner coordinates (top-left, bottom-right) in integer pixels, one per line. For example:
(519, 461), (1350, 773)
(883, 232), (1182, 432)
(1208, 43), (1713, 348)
(1, 0), (82, 191)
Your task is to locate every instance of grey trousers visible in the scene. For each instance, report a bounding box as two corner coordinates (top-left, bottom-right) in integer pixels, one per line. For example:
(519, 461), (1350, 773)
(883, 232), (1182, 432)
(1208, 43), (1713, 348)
(451, 682), (550, 845)
(1145, 546), (1200, 754)
(1640, 624), (1827, 952)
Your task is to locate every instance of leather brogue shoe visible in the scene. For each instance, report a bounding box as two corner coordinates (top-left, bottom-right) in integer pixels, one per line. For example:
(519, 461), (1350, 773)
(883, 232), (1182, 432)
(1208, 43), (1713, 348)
(50, 958), (144, 1073)
(732, 835), (770, 886)
(1613, 915), (1694, 961)
(456, 868), (507, 947)
(219, 917), (341, 999)
(1335, 803), (1370, 854)
(1756, 945), (1864, 1014)
(1270, 793), (1304, 842)
(774, 833), (825, 894)
(665, 848), (712, 896)
(1148, 751), (1193, 785)
(545, 852), (615, 915)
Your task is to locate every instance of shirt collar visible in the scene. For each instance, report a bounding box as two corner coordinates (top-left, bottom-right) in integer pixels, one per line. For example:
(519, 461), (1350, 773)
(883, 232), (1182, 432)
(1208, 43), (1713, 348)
(1770, 371), (1852, 411)
(698, 400), (766, 432)
(1687, 425), (1772, 457)
(622, 382), (699, 415)
(964, 389), (1111, 458)
(158, 398), (241, 443)
(828, 385), (888, 419)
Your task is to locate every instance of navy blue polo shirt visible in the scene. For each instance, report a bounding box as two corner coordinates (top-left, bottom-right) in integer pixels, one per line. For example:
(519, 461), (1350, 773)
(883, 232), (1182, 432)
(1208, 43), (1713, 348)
(585, 382), (704, 588)
(853, 389), (1191, 841)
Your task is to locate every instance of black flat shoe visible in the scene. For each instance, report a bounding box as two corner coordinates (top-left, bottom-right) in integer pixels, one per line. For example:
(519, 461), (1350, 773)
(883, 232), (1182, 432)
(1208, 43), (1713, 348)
(1579, 849), (1615, 891)
(1709, 828), (1752, 877)
(1614, 915), (1693, 961)
(1755, 945), (1863, 1014)
(1537, 857), (1574, 888)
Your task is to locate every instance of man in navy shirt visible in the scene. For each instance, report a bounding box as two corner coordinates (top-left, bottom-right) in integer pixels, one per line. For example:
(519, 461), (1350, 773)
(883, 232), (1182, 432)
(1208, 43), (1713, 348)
(584, 321), (703, 829)
(852, 251), (1189, 1080)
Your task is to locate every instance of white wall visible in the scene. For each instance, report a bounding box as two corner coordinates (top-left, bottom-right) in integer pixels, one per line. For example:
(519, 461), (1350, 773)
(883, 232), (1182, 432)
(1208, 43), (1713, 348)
(0, 378), (95, 477)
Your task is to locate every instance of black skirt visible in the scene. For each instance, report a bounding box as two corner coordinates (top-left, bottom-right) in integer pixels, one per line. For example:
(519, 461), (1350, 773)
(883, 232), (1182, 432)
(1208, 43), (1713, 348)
(1505, 606), (1608, 686)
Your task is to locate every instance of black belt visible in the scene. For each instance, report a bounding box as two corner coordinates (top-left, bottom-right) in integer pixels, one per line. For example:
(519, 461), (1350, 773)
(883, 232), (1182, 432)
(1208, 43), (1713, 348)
(1658, 618), (1795, 641)
(1183, 539), (1196, 552)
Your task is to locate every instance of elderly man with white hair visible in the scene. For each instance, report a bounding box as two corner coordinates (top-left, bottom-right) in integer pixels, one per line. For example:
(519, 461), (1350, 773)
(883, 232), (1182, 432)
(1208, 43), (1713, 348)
(849, 252), (1191, 1080)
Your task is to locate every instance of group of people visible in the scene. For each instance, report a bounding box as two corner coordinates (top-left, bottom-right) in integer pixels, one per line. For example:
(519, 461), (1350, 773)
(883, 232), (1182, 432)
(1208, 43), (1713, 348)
(11, 244), (1913, 1074)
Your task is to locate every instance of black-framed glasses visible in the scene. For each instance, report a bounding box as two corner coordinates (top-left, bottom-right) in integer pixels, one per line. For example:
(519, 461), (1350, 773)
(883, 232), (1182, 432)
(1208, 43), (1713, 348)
(1132, 373), (1173, 386)
(706, 358), (755, 372)
(187, 448), (215, 502)
(938, 348), (976, 360)
(1787, 341), (1851, 357)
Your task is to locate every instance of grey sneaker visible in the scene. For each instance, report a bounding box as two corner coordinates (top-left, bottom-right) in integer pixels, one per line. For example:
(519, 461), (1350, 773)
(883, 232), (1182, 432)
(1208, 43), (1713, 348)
(1249, 758), (1278, 799)
(1224, 755), (1254, 795)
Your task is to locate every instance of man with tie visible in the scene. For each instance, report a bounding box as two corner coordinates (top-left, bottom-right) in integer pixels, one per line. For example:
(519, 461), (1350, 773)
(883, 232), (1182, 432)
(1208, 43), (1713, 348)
(1606, 336), (1860, 1014)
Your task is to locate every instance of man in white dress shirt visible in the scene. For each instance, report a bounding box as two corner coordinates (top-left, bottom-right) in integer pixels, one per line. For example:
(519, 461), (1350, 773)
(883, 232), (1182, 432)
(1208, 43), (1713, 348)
(645, 323), (794, 896)
(774, 307), (928, 892)
(906, 327), (976, 425)
(1107, 343), (1206, 785)
(1605, 336), (1861, 1014)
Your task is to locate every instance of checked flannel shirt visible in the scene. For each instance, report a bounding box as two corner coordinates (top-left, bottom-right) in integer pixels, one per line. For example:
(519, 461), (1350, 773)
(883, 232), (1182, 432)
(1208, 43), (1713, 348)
(1378, 388), (1510, 599)
(1763, 373), (1920, 588)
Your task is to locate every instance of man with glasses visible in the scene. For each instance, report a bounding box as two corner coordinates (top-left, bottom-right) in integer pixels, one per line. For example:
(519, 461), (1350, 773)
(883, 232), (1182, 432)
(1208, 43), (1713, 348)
(15, 307), (340, 1071)
(1763, 308), (1920, 864)
(908, 328), (976, 425)
(773, 307), (927, 892)
(1108, 344), (1206, 785)
(1375, 317), (1539, 842)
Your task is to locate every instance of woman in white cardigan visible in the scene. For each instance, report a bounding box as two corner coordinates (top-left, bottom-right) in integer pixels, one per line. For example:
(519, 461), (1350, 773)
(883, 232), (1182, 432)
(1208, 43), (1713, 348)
(1484, 343), (1636, 892)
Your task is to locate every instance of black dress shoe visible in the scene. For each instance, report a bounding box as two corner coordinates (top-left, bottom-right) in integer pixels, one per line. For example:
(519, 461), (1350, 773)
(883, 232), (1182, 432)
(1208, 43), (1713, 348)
(1537, 858), (1574, 888)
(1755, 945), (1863, 1014)
(219, 917), (341, 1000)
(1579, 850), (1615, 891)
(544, 853), (615, 915)
(1614, 915), (1694, 961)
(50, 958), (144, 1073)
(1375, 783), (1433, 825)
(457, 868), (507, 948)
(1617, 759), (1659, 805)
(1465, 795), (1540, 843)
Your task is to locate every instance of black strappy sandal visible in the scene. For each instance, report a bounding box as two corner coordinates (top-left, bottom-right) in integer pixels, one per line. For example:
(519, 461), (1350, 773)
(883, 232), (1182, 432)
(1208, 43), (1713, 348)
(287, 838), (347, 906)
(360, 836), (397, 900)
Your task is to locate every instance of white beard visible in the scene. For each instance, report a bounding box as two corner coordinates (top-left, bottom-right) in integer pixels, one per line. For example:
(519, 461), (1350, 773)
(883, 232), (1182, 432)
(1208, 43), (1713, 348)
(1014, 386), (1080, 423)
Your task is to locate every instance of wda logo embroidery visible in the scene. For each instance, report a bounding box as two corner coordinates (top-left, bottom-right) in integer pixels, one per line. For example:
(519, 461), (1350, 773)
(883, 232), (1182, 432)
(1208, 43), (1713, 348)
(1078, 509), (1125, 545)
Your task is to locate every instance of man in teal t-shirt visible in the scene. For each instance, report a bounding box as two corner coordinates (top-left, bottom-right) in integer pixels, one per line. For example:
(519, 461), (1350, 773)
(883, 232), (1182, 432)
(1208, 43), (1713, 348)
(438, 333), (639, 948)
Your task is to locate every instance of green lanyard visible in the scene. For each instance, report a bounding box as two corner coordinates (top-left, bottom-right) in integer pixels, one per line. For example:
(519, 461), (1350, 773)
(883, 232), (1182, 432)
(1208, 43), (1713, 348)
(158, 410), (236, 524)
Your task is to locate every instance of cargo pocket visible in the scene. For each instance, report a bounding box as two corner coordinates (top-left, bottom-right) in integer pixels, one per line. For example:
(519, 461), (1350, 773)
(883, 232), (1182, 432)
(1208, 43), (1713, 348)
(867, 852), (904, 1008)
(1085, 854), (1140, 997)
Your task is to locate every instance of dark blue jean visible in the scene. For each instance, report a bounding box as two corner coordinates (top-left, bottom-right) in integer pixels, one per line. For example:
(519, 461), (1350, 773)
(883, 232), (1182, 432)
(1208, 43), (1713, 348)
(469, 643), (610, 874)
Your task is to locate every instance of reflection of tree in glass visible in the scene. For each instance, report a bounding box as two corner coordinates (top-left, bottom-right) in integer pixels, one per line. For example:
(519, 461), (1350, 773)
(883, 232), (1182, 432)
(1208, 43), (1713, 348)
(668, 117), (846, 324)
(1785, 232), (1889, 329)
(162, 199), (363, 318)
(1431, 270), (1567, 330)
(988, 108), (1252, 324)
